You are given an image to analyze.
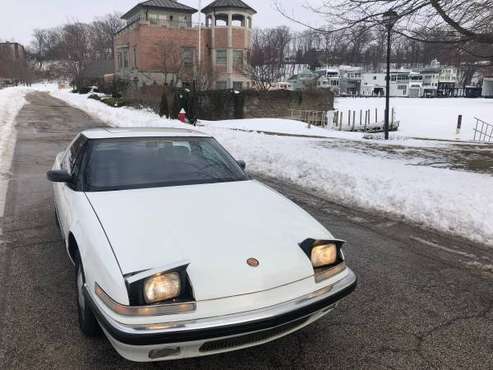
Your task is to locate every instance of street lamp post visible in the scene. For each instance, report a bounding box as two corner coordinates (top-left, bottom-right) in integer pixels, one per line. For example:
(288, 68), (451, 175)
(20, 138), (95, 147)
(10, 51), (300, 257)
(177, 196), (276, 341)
(382, 10), (398, 140)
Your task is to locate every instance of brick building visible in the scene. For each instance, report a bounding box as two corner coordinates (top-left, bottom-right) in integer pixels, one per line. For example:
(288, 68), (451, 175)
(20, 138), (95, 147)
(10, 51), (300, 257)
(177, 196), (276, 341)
(114, 0), (256, 90)
(0, 42), (26, 82)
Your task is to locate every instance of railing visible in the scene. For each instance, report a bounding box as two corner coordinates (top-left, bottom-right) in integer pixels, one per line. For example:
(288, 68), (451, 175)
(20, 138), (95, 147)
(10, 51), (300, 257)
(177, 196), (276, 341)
(116, 19), (195, 34)
(290, 110), (328, 127)
(148, 19), (193, 28)
(332, 108), (399, 132)
(473, 117), (493, 143)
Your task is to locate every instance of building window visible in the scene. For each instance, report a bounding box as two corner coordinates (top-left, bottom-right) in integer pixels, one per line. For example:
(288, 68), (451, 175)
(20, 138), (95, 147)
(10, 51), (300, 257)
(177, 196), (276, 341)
(118, 52), (123, 70)
(123, 49), (129, 68)
(182, 48), (195, 66)
(233, 50), (243, 69)
(149, 14), (159, 24)
(233, 81), (243, 90)
(216, 81), (227, 89)
(216, 49), (227, 65)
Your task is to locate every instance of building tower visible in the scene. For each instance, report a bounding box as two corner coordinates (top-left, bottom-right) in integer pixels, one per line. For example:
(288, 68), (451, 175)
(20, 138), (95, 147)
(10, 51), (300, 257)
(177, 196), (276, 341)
(202, 0), (256, 89)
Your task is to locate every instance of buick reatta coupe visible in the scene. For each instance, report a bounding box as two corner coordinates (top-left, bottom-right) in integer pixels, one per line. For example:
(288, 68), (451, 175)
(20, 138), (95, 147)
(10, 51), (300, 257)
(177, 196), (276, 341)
(47, 128), (357, 362)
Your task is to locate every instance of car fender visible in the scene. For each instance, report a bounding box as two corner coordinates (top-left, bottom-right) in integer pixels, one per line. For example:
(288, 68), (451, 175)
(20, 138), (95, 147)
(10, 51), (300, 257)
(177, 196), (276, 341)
(69, 193), (129, 306)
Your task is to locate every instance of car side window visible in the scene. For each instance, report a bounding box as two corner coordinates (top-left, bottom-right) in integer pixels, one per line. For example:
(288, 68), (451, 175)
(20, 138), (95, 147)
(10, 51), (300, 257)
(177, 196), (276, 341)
(61, 135), (86, 175)
(61, 150), (72, 173)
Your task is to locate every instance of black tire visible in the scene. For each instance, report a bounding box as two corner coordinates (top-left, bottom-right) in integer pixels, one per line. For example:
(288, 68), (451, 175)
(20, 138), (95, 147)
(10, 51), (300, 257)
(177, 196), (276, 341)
(75, 252), (101, 337)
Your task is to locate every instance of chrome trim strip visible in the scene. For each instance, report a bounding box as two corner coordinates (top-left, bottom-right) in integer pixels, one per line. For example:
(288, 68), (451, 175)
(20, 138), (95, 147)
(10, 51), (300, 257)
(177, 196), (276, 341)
(95, 283), (196, 317)
(92, 267), (356, 335)
(315, 262), (347, 283)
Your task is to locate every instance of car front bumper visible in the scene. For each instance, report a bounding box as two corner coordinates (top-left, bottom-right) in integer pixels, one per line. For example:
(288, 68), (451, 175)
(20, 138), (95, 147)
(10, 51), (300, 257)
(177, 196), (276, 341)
(85, 267), (357, 362)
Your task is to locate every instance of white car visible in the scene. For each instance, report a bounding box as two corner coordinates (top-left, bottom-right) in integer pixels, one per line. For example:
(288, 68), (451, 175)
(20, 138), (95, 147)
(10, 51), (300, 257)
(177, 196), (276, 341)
(47, 127), (357, 362)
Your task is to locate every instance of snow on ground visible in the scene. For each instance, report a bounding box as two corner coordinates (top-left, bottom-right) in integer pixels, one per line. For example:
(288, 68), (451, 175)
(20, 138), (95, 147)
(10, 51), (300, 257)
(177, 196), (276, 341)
(0, 86), (30, 216)
(37, 86), (493, 247)
(335, 97), (493, 141)
(201, 118), (450, 148)
(32, 82), (184, 129)
(50, 90), (183, 129)
(202, 118), (335, 137)
(210, 129), (493, 246)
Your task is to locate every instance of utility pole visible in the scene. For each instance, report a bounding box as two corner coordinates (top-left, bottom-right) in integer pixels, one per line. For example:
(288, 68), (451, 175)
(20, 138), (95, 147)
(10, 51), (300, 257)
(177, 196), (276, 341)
(382, 10), (398, 140)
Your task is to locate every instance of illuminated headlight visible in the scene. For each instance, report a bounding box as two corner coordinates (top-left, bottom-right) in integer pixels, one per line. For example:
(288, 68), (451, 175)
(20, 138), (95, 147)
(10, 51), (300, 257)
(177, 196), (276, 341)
(144, 273), (181, 304)
(311, 243), (338, 268)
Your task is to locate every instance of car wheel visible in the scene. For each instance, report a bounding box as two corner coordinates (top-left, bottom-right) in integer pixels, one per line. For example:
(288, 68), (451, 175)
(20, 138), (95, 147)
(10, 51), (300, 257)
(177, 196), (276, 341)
(75, 252), (100, 337)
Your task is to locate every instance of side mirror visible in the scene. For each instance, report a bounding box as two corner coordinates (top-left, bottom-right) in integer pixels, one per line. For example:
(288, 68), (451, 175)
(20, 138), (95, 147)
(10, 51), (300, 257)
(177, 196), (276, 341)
(237, 160), (246, 170)
(47, 170), (73, 183)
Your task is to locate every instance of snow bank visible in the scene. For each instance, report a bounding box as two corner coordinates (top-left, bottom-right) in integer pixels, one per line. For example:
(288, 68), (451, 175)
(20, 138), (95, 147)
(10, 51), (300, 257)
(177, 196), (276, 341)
(49, 89), (185, 129)
(211, 129), (493, 246)
(335, 97), (493, 141)
(0, 87), (30, 166)
(0, 86), (30, 215)
(202, 117), (450, 148)
(202, 118), (335, 137)
(42, 87), (493, 246)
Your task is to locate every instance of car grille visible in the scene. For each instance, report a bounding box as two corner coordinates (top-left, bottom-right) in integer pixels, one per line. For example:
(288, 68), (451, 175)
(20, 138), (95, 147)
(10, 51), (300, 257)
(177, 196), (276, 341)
(199, 316), (311, 353)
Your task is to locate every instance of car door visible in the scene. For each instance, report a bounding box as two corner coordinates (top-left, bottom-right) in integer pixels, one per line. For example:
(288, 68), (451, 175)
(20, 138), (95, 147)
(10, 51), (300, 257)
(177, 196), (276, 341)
(55, 135), (87, 238)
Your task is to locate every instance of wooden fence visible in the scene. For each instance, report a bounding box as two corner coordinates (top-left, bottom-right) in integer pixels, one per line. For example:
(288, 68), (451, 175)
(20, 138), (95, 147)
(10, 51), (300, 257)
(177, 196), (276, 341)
(289, 107), (400, 133)
(332, 108), (399, 132)
(290, 110), (328, 127)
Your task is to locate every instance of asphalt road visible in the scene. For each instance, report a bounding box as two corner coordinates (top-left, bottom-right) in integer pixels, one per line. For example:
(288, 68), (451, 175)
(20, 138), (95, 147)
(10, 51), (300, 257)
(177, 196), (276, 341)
(0, 92), (492, 369)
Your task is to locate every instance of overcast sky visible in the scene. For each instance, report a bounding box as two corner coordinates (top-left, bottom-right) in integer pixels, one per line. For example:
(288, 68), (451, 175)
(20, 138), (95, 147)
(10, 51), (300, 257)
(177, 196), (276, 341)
(0, 0), (324, 47)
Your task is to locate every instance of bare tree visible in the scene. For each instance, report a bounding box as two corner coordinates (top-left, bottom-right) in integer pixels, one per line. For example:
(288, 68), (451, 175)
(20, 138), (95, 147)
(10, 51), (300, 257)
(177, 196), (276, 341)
(61, 22), (91, 88)
(195, 60), (214, 91)
(276, 0), (493, 62)
(151, 40), (188, 117)
(152, 40), (188, 87)
(89, 13), (124, 61)
(247, 27), (292, 90)
(29, 13), (124, 83)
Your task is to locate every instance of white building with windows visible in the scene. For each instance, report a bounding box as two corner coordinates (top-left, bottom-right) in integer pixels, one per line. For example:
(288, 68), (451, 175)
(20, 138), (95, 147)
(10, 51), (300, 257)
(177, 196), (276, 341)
(317, 68), (340, 92)
(339, 66), (362, 95)
(420, 67), (440, 97)
(360, 70), (412, 97)
(408, 72), (423, 98)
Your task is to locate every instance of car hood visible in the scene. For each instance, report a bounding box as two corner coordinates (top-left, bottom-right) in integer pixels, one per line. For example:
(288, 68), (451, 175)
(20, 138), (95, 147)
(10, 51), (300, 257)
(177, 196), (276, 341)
(86, 180), (334, 301)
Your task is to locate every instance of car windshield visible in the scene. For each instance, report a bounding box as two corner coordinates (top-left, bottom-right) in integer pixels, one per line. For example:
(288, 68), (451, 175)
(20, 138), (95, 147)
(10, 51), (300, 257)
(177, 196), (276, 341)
(84, 137), (248, 191)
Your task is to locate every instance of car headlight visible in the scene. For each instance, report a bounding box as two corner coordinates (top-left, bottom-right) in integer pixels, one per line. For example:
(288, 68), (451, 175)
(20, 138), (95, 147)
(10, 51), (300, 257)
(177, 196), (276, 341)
(143, 272), (181, 304)
(311, 243), (338, 268)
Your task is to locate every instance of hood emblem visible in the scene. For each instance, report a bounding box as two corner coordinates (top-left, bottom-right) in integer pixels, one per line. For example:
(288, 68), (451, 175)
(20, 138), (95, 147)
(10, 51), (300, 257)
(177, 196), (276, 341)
(247, 258), (260, 267)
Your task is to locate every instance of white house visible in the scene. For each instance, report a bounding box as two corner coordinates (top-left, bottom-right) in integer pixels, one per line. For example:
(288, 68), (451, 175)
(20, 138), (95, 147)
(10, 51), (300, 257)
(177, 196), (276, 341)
(439, 67), (460, 85)
(317, 68), (340, 92)
(360, 70), (412, 97)
(419, 59), (441, 97)
(360, 72), (386, 96)
(408, 72), (423, 98)
(339, 66), (362, 95)
(482, 77), (493, 97)
(420, 67), (440, 97)
(270, 81), (293, 91)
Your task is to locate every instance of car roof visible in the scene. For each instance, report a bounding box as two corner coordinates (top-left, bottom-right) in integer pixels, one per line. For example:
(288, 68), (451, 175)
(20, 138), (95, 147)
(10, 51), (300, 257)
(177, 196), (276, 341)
(81, 127), (211, 139)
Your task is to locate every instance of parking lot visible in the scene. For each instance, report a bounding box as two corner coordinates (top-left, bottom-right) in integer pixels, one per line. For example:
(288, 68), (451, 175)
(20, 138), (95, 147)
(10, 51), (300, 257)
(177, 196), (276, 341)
(0, 92), (492, 369)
